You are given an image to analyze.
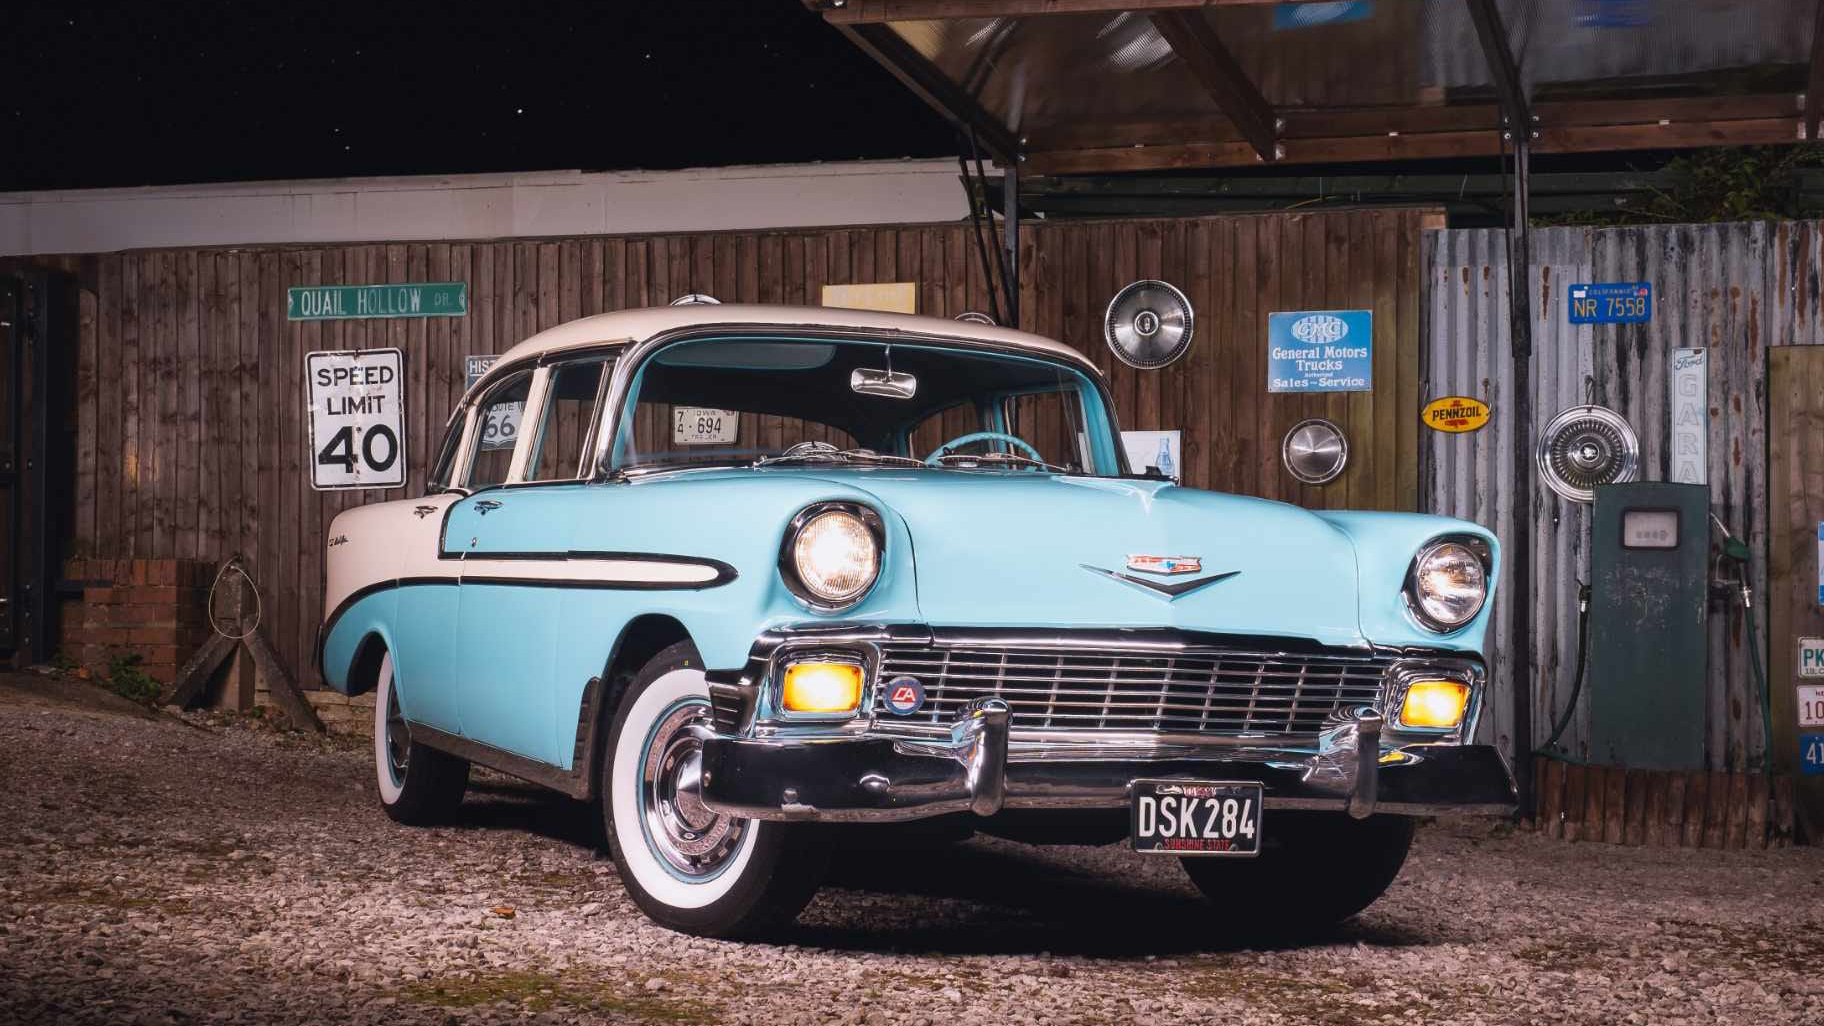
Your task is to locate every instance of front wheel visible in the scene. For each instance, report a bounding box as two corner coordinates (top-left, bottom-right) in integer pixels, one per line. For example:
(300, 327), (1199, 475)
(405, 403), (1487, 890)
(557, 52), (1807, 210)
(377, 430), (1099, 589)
(1179, 812), (1414, 934)
(602, 641), (831, 938)
(373, 651), (469, 825)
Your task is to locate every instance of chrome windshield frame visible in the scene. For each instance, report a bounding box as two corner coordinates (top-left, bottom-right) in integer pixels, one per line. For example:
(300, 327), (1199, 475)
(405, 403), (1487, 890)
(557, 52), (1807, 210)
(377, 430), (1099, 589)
(586, 324), (1129, 481)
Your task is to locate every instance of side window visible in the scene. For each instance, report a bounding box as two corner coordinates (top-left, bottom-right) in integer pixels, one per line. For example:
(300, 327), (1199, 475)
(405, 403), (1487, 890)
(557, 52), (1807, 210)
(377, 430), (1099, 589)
(426, 411), (467, 494)
(528, 358), (612, 481)
(464, 370), (532, 490)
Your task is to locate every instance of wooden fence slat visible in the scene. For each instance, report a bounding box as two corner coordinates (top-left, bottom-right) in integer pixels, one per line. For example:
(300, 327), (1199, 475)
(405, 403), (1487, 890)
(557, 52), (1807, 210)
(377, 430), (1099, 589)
(95, 255), (122, 553)
(1602, 767), (1626, 845)
(1747, 773), (1769, 849)
(1702, 770), (1730, 849)
(176, 249), (202, 561)
(1579, 764), (1604, 841)
(1664, 772), (1687, 848)
(1773, 775), (1795, 846)
(1726, 772), (1751, 849)
(1682, 770), (1708, 848)
(1563, 763), (1588, 842)
(1624, 769), (1649, 846)
(74, 265), (97, 550)
(1536, 756), (1563, 839)
(152, 250), (176, 558)
(119, 255), (143, 556)
(1644, 771), (1668, 847)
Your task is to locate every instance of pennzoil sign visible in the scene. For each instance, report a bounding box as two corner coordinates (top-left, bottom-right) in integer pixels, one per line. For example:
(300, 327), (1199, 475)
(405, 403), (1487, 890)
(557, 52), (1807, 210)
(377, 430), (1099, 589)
(1422, 396), (1491, 433)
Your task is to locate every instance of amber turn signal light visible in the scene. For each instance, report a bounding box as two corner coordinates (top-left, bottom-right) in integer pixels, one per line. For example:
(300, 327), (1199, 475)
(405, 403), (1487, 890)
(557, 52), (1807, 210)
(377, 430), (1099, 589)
(781, 661), (864, 715)
(1400, 681), (1469, 729)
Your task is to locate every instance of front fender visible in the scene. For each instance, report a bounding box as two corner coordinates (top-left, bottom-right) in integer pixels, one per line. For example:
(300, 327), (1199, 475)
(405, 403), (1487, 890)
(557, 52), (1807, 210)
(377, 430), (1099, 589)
(1316, 511), (1501, 654)
(562, 473), (923, 671)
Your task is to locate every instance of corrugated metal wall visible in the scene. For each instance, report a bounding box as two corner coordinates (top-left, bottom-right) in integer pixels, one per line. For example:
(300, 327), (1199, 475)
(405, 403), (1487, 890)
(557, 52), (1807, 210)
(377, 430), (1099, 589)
(1423, 221), (1824, 772)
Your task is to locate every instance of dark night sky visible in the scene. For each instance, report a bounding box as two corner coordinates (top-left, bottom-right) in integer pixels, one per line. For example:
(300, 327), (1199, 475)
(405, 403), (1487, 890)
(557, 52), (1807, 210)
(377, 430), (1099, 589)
(1, 1), (956, 191)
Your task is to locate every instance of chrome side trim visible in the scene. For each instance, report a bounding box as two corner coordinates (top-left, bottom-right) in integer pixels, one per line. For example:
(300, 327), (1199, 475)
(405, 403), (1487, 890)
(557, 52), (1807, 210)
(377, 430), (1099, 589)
(410, 723), (592, 801)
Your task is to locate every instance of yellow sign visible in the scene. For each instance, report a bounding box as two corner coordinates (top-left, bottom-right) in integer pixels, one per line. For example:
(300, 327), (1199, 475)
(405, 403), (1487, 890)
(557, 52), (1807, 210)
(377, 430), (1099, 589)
(821, 282), (918, 315)
(1422, 395), (1491, 433)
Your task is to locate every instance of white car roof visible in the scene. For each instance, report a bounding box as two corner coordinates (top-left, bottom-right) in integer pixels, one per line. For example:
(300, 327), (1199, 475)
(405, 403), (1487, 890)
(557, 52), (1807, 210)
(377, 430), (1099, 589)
(472, 304), (1101, 399)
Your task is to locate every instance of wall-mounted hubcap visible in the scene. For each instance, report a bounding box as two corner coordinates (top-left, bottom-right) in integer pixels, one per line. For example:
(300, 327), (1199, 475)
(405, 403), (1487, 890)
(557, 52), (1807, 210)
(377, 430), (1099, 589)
(641, 702), (744, 879)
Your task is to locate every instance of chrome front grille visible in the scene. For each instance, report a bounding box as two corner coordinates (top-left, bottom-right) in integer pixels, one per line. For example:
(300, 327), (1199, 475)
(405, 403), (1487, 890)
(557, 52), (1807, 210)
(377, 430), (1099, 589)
(874, 642), (1393, 738)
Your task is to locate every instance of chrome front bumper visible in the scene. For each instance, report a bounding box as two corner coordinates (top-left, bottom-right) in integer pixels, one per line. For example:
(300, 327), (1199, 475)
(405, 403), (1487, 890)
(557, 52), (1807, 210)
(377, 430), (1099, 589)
(697, 700), (1518, 824)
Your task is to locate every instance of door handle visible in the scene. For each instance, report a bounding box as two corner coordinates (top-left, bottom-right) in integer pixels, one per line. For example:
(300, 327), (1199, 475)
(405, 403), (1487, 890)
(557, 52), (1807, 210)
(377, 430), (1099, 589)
(473, 499), (503, 516)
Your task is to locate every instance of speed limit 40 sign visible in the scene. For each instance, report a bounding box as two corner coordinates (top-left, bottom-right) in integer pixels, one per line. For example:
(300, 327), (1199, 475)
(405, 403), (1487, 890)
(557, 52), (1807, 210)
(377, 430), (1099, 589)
(307, 349), (406, 490)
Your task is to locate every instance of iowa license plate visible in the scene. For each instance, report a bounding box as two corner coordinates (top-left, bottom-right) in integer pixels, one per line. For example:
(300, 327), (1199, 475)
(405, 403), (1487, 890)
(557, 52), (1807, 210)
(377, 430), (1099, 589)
(1130, 780), (1262, 857)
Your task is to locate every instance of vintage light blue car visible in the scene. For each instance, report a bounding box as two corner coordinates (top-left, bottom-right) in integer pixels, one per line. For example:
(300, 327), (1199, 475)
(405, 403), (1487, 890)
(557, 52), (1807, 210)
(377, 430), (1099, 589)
(319, 305), (1515, 938)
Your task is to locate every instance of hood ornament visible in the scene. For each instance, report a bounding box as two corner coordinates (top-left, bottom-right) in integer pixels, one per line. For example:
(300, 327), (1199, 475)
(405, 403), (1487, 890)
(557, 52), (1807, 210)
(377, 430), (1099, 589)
(1081, 564), (1239, 600)
(1126, 555), (1200, 575)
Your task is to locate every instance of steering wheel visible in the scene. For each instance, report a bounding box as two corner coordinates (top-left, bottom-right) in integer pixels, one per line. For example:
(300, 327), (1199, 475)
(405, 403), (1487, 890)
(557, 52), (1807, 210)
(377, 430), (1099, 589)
(924, 431), (1044, 466)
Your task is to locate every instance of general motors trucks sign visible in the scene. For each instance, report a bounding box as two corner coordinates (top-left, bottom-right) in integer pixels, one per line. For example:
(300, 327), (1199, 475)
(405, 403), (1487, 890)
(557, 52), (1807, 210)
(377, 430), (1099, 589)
(307, 349), (406, 491)
(1267, 310), (1372, 393)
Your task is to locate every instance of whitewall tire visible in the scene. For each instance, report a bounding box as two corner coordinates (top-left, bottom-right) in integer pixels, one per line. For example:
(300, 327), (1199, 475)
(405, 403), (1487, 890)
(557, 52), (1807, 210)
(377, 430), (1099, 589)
(373, 650), (469, 825)
(602, 641), (831, 938)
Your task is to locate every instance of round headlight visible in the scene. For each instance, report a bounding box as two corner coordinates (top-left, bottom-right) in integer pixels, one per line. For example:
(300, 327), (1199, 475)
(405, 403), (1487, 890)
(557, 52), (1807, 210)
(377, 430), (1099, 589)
(790, 509), (880, 606)
(1410, 541), (1488, 631)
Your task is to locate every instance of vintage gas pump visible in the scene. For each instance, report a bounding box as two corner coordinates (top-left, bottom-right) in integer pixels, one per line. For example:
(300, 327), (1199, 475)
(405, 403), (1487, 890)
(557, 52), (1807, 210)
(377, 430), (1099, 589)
(1585, 482), (1712, 770)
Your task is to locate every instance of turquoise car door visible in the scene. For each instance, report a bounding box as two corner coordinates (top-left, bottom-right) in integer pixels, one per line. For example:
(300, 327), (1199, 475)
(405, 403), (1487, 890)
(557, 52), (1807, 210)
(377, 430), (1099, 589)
(445, 489), (568, 763)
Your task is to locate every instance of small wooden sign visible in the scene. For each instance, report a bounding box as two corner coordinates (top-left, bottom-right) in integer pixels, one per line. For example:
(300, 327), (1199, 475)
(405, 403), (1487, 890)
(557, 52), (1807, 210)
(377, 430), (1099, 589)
(821, 282), (918, 315)
(1421, 395), (1491, 433)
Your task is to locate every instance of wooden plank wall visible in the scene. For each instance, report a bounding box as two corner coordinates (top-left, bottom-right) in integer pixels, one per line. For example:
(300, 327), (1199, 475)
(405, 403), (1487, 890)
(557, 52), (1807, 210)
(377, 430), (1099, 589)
(1532, 757), (1797, 849)
(1768, 345), (1824, 839)
(24, 209), (1429, 688)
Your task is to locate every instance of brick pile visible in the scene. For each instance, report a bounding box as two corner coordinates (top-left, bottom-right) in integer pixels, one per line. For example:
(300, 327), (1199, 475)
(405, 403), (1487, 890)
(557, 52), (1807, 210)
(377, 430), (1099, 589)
(59, 559), (216, 683)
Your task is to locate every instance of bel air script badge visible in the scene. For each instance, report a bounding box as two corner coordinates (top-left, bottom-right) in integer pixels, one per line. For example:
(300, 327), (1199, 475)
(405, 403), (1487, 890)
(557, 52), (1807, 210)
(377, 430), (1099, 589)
(1127, 555), (1201, 575)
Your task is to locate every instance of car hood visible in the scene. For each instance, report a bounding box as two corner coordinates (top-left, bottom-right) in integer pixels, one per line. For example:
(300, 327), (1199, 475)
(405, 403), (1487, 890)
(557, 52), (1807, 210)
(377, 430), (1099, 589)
(782, 469), (1368, 648)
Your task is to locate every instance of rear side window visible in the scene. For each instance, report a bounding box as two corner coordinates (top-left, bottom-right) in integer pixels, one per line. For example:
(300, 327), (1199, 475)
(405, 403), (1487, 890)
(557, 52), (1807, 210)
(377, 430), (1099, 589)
(528, 358), (612, 480)
(426, 412), (466, 493)
(465, 370), (532, 490)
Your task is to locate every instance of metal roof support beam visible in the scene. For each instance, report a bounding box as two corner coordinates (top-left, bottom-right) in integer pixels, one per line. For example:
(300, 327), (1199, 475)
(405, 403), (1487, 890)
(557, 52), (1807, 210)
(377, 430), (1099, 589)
(1465, 1), (1534, 815)
(1808, 0), (1824, 139)
(831, 20), (1022, 162)
(811, 1), (1276, 22)
(1148, 11), (1278, 162)
(1465, 0), (1533, 135)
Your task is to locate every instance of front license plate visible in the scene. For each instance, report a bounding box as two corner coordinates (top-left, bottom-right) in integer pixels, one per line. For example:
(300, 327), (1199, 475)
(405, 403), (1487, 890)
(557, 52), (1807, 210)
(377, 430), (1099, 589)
(1130, 779), (1262, 857)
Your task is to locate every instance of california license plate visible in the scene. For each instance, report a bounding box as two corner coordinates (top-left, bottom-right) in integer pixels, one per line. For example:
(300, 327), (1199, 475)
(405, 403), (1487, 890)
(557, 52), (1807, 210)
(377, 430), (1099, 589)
(1130, 779), (1262, 857)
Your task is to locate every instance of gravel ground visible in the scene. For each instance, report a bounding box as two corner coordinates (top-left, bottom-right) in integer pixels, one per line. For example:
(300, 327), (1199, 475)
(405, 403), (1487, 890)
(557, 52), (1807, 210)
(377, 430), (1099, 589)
(3, 671), (1822, 1026)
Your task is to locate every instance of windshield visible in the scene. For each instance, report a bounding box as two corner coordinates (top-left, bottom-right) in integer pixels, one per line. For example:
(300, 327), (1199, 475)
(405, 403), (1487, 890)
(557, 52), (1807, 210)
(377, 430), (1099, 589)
(608, 336), (1121, 475)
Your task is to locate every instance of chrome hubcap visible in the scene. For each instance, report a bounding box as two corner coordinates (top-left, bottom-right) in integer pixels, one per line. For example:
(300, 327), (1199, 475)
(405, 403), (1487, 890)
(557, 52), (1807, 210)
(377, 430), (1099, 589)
(384, 683), (410, 784)
(641, 702), (744, 879)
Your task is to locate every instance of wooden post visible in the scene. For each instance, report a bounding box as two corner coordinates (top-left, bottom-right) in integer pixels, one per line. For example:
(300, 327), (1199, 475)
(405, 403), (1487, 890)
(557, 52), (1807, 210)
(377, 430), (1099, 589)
(244, 629), (324, 733)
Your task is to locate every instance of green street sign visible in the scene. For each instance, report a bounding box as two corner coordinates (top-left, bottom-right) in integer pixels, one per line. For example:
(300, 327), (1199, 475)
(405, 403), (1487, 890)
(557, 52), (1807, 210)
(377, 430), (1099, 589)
(287, 282), (468, 321)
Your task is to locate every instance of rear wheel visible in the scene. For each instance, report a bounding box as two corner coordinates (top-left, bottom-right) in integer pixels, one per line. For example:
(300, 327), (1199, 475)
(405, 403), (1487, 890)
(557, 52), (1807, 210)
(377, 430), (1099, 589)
(373, 651), (469, 825)
(1179, 812), (1414, 933)
(602, 641), (831, 938)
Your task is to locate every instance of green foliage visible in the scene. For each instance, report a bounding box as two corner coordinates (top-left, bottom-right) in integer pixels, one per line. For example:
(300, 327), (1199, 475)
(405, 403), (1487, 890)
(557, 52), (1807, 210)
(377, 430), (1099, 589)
(104, 653), (163, 706)
(1542, 145), (1824, 226)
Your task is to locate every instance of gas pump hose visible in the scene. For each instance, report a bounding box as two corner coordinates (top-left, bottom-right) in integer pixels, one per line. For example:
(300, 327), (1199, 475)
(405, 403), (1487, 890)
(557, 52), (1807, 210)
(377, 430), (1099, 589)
(1533, 582), (1591, 763)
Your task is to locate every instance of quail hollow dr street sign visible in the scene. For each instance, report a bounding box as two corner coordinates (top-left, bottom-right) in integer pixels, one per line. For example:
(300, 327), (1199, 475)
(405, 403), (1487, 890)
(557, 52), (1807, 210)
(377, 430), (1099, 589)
(287, 282), (468, 321)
